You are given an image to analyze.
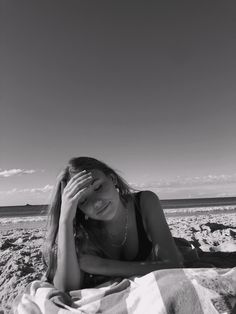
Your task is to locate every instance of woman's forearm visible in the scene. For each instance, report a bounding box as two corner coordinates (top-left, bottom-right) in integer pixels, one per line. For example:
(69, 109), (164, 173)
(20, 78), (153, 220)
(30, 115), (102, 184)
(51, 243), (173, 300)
(91, 258), (181, 277)
(53, 219), (83, 291)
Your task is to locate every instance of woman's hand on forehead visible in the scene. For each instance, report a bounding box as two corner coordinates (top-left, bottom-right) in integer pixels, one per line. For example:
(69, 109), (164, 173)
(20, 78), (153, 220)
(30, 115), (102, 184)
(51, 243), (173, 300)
(60, 170), (94, 222)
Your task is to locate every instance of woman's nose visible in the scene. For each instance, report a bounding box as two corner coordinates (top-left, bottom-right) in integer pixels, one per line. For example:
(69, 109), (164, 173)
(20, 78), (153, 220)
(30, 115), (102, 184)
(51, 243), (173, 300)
(93, 199), (103, 210)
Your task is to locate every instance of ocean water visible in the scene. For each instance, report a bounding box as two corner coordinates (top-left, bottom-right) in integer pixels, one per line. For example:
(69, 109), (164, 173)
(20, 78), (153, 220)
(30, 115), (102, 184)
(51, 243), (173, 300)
(0, 205), (235, 228)
(0, 215), (47, 226)
(0, 197), (236, 229)
(164, 205), (236, 215)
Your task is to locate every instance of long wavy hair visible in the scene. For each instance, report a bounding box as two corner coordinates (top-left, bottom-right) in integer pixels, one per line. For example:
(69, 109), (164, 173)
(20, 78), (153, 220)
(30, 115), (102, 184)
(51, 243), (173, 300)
(42, 156), (138, 282)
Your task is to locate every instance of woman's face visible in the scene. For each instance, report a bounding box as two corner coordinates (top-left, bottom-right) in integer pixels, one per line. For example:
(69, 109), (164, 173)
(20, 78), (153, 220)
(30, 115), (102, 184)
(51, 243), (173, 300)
(76, 169), (121, 221)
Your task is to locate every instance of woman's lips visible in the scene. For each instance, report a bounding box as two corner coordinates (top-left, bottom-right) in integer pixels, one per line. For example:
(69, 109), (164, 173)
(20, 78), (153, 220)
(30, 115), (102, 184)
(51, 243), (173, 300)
(97, 202), (110, 215)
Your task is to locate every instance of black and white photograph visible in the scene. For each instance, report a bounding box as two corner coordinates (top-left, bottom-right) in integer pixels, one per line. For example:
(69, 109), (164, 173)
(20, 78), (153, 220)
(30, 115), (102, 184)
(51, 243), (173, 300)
(1, 1), (236, 313)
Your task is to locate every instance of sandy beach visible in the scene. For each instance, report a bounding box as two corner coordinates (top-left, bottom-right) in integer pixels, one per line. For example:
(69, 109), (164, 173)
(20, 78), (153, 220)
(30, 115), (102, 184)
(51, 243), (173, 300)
(1, 210), (236, 314)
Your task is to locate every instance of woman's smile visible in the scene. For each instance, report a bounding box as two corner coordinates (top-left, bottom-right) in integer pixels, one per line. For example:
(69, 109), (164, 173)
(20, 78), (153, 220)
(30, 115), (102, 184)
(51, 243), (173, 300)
(96, 201), (111, 215)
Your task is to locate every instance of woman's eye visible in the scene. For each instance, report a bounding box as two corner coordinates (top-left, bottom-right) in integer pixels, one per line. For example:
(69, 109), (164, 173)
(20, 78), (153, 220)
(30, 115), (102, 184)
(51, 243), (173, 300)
(79, 199), (87, 206)
(94, 185), (102, 191)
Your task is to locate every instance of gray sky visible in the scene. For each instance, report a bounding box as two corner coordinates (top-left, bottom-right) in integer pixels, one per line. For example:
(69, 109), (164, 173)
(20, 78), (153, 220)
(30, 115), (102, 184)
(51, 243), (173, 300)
(1, 1), (236, 205)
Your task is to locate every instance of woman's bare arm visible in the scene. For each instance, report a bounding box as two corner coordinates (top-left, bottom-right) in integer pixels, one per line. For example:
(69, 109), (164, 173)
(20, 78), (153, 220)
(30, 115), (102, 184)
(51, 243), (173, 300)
(53, 219), (84, 292)
(140, 190), (183, 266)
(79, 254), (180, 277)
(53, 171), (93, 291)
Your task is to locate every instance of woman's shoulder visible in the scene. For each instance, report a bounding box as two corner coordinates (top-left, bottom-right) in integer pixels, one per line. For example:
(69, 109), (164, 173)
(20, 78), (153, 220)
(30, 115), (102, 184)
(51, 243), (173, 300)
(131, 190), (161, 214)
(134, 190), (162, 218)
(133, 190), (160, 203)
(131, 189), (159, 198)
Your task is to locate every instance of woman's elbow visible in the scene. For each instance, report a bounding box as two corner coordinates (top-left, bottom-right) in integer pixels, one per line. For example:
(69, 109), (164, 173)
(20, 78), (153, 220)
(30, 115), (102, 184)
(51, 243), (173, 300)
(171, 253), (184, 268)
(53, 274), (69, 292)
(53, 272), (84, 292)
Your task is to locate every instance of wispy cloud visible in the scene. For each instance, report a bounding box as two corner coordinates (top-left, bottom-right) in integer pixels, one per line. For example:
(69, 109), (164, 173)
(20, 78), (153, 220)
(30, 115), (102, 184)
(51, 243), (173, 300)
(130, 173), (236, 190)
(20, 185), (53, 194)
(0, 185), (53, 195)
(0, 168), (36, 178)
(170, 174), (236, 187)
(129, 174), (236, 199)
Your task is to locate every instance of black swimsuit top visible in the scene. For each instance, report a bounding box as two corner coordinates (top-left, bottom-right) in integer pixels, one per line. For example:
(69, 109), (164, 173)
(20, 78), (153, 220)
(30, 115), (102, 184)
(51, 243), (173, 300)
(81, 192), (153, 261)
(132, 192), (153, 261)
(81, 192), (153, 288)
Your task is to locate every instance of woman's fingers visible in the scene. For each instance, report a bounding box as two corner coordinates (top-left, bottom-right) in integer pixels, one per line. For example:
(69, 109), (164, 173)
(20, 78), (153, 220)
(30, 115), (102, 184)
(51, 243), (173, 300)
(69, 170), (88, 183)
(68, 177), (93, 199)
(67, 172), (93, 192)
(63, 171), (91, 192)
(67, 171), (91, 186)
(62, 171), (94, 202)
(73, 187), (87, 201)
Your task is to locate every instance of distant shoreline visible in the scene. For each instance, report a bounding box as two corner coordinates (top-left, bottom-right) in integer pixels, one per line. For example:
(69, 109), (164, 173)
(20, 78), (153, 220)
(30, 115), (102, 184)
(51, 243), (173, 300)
(0, 196), (236, 218)
(1, 196), (236, 209)
(161, 196), (236, 209)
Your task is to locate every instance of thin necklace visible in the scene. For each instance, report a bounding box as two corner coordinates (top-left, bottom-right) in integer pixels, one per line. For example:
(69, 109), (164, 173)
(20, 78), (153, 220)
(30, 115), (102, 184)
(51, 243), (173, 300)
(108, 205), (128, 247)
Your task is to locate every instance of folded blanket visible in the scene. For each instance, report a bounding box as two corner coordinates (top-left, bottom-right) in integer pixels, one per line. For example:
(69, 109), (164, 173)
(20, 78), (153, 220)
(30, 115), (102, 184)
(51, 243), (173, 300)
(13, 267), (236, 314)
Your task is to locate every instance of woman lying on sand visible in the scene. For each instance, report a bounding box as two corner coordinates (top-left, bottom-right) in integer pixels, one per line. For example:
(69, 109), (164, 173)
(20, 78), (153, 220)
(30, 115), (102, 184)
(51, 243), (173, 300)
(43, 157), (192, 292)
